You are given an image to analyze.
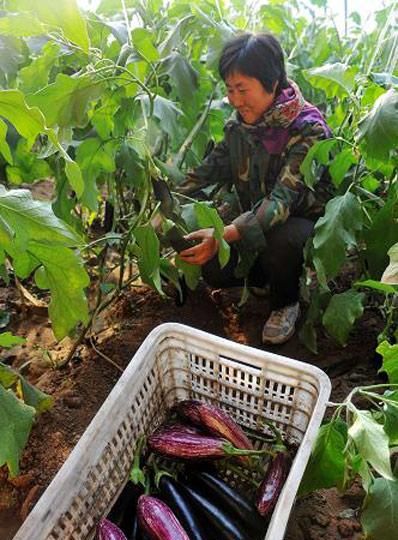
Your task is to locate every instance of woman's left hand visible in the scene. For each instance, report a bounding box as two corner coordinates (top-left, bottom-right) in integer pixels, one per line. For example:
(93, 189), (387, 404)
(178, 228), (219, 266)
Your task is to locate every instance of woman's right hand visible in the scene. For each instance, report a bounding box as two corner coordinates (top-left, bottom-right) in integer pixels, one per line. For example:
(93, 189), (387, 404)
(178, 228), (219, 266)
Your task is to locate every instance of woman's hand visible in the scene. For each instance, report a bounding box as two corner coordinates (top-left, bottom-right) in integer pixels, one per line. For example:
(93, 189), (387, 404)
(178, 224), (241, 266)
(178, 228), (218, 266)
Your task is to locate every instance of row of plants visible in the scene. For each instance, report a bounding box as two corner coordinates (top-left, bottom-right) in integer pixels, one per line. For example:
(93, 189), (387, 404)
(0, 0), (397, 537)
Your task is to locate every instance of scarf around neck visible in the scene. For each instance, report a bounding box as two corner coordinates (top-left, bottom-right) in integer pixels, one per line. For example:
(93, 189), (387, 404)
(237, 80), (331, 154)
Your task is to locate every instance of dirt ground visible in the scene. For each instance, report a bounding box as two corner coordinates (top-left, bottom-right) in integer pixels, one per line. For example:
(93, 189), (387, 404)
(0, 275), (383, 540)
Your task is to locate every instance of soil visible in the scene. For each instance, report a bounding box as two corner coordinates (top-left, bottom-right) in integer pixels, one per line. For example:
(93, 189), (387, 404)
(0, 273), (384, 540)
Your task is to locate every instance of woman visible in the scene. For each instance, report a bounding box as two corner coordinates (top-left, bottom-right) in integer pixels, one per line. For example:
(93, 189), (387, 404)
(178, 32), (332, 345)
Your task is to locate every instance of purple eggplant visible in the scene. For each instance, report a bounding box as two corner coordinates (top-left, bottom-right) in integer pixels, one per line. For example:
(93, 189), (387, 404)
(98, 518), (128, 540)
(148, 423), (226, 459)
(175, 400), (253, 452)
(256, 452), (290, 517)
(137, 495), (190, 540)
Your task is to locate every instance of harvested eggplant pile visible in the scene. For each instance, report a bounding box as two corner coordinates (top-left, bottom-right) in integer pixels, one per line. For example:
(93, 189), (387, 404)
(97, 399), (293, 540)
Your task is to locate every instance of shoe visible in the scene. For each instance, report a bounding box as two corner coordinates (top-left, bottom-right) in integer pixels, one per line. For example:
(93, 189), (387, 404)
(262, 302), (300, 345)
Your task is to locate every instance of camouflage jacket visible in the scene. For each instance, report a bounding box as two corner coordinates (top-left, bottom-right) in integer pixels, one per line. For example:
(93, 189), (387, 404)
(181, 80), (333, 252)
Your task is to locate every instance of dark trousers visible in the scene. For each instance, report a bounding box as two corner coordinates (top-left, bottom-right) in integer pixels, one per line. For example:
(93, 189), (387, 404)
(202, 217), (314, 310)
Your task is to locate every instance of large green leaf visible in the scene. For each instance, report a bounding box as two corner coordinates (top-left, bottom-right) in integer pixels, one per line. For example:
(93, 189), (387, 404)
(0, 35), (24, 81)
(7, 0), (90, 53)
(0, 118), (13, 164)
(0, 384), (35, 477)
(382, 243), (398, 285)
(134, 225), (162, 294)
(0, 188), (89, 339)
(364, 196), (398, 279)
(0, 13), (44, 37)
(383, 391), (398, 445)
(27, 74), (103, 128)
(140, 95), (183, 139)
(131, 28), (159, 63)
(348, 408), (393, 480)
(329, 147), (358, 187)
(162, 52), (199, 106)
(194, 202), (230, 268)
(300, 139), (336, 188)
(303, 63), (359, 99)
(0, 89), (50, 148)
(5, 139), (52, 185)
(299, 418), (347, 495)
(18, 42), (60, 94)
(361, 478), (398, 540)
(32, 242), (89, 340)
(322, 290), (365, 346)
(357, 89), (398, 161)
(377, 341), (398, 384)
(312, 192), (363, 286)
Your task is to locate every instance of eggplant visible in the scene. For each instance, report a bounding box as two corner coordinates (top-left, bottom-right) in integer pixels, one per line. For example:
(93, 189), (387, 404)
(137, 495), (190, 540)
(174, 400), (253, 451)
(148, 423), (226, 460)
(158, 475), (208, 540)
(98, 518), (128, 540)
(107, 481), (143, 537)
(256, 452), (290, 517)
(181, 481), (254, 540)
(186, 469), (265, 537)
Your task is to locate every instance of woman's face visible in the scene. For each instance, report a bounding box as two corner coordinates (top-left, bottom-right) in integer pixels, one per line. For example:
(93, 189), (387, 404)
(225, 72), (276, 125)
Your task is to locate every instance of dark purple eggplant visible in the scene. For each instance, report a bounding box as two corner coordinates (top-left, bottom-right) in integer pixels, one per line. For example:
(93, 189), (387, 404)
(256, 451), (290, 517)
(185, 469), (265, 537)
(98, 518), (128, 540)
(158, 474), (208, 540)
(180, 481), (253, 540)
(107, 481), (143, 537)
(137, 495), (190, 540)
(174, 400), (253, 451)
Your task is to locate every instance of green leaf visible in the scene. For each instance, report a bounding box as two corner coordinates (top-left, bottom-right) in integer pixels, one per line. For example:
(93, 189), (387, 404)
(30, 242), (90, 339)
(0, 188), (81, 247)
(382, 243), (398, 285)
(377, 341), (398, 384)
(27, 74), (103, 128)
(0, 13), (45, 37)
(0, 362), (18, 388)
(299, 418), (348, 495)
(0, 89), (50, 149)
(303, 63), (358, 99)
(0, 332), (25, 348)
(0, 118), (13, 164)
(134, 225), (162, 294)
(355, 279), (397, 295)
(0, 35), (24, 81)
(364, 195), (398, 279)
(131, 28), (159, 62)
(322, 290), (365, 346)
(357, 89), (398, 161)
(18, 42), (60, 94)
(194, 202), (230, 268)
(5, 139), (52, 185)
(175, 256), (201, 290)
(0, 384), (35, 477)
(312, 192), (363, 286)
(65, 159), (84, 199)
(17, 378), (53, 415)
(300, 139), (336, 188)
(162, 52), (198, 106)
(329, 147), (358, 187)
(361, 478), (398, 540)
(348, 408), (393, 480)
(140, 95), (183, 140)
(383, 394), (398, 445)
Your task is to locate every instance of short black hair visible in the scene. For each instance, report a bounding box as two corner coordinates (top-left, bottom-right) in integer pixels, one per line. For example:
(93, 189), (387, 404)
(218, 33), (288, 95)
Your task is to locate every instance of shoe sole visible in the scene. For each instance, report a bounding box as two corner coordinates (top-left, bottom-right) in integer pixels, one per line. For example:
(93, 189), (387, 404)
(262, 325), (296, 345)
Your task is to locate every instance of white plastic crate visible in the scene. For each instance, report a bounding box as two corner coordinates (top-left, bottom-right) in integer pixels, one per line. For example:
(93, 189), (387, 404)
(14, 323), (331, 540)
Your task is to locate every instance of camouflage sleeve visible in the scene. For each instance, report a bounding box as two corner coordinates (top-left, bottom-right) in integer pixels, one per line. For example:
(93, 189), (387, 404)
(232, 123), (327, 250)
(178, 138), (232, 196)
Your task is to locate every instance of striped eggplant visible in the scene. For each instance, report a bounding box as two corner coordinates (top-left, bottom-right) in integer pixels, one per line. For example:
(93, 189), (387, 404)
(148, 423), (226, 460)
(255, 451), (290, 517)
(97, 518), (128, 540)
(174, 400), (253, 451)
(137, 495), (190, 540)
